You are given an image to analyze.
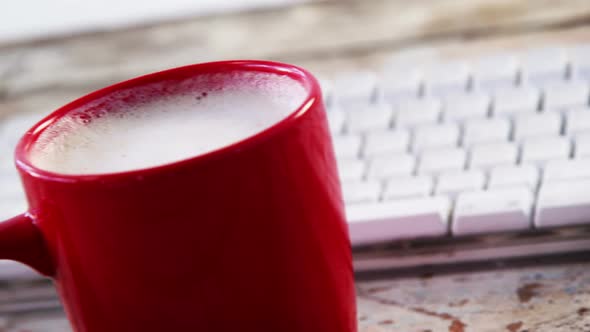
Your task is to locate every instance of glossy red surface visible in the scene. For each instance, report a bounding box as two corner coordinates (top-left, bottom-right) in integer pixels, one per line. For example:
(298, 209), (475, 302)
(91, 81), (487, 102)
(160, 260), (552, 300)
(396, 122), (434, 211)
(0, 61), (356, 332)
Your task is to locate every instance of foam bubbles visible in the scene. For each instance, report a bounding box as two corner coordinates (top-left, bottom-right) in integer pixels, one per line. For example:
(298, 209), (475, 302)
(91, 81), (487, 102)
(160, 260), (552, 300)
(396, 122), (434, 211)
(30, 71), (307, 175)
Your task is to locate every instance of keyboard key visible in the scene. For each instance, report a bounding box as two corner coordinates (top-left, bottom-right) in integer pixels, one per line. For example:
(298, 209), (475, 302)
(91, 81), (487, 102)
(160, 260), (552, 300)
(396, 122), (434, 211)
(542, 80), (589, 110)
(543, 159), (590, 182)
(383, 175), (434, 200)
(435, 170), (485, 197)
(488, 164), (539, 190)
(571, 44), (590, 81)
(412, 123), (460, 151)
(575, 132), (590, 158)
(565, 107), (590, 136)
(469, 142), (518, 169)
(453, 187), (533, 236)
(521, 136), (571, 164)
(462, 118), (511, 146)
(513, 112), (562, 140)
(346, 196), (450, 245)
(536, 179), (590, 228)
(337, 159), (366, 181)
(394, 98), (441, 128)
(326, 108), (346, 134)
(367, 154), (415, 179)
(521, 47), (569, 83)
(380, 66), (422, 101)
(333, 71), (377, 106)
(346, 104), (393, 133)
(423, 61), (471, 95)
(363, 130), (410, 157)
(332, 135), (362, 159)
(442, 92), (491, 122)
(319, 78), (334, 106)
(493, 86), (540, 116)
(342, 180), (382, 204)
(418, 148), (466, 175)
(472, 53), (519, 90)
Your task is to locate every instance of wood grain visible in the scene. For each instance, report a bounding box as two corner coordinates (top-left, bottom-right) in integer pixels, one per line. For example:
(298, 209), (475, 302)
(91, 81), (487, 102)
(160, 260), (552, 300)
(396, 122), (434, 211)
(2, 0), (590, 101)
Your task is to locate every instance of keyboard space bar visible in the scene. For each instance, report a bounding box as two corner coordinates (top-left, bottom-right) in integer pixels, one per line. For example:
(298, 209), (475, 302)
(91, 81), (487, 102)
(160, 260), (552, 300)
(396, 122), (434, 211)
(346, 197), (451, 246)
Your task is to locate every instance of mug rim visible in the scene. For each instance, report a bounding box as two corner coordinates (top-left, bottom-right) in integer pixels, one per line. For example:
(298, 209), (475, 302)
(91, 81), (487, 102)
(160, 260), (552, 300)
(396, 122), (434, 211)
(15, 60), (321, 183)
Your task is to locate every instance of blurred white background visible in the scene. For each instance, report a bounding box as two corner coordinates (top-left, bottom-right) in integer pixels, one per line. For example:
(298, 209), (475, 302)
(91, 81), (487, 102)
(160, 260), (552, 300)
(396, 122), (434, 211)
(1, 0), (306, 44)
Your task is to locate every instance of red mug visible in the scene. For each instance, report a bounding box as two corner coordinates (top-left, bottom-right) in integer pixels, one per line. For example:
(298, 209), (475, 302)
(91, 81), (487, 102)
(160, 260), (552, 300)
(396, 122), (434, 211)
(0, 60), (356, 331)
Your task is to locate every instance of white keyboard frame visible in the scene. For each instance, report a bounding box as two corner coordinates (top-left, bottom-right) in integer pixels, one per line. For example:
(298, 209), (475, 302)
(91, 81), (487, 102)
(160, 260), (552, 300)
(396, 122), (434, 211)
(353, 224), (590, 272)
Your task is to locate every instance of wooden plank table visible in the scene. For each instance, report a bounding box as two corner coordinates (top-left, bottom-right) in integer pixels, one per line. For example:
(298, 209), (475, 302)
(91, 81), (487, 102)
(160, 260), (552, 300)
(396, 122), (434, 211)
(2, 0), (590, 330)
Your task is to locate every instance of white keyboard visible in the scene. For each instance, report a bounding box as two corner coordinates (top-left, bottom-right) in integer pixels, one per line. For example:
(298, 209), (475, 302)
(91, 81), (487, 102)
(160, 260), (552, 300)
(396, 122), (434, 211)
(324, 45), (590, 270)
(4, 45), (590, 280)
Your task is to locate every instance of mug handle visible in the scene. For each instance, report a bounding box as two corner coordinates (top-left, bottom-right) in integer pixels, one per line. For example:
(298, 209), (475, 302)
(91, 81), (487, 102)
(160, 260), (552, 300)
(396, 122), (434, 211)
(0, 213), (54, 276)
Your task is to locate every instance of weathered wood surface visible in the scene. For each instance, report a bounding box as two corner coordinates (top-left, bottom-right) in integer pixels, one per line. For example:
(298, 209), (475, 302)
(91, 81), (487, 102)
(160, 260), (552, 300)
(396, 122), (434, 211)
(2, 0), (590, 331)
(2, 0), (590, 104)
(3, 261), (590, 331)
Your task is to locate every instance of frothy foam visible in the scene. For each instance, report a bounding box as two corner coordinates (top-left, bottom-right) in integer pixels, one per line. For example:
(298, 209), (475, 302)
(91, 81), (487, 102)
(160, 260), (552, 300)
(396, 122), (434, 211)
(29, 71), (307, 175)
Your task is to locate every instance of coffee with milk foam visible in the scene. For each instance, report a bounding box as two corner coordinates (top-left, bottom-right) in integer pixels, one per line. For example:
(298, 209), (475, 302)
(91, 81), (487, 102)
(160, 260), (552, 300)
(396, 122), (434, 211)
(29, 71), (307, 175)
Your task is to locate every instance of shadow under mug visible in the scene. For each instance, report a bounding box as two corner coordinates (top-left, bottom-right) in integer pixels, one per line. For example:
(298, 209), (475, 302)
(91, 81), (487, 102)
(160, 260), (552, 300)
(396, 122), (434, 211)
(0, 60), (357, 332)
